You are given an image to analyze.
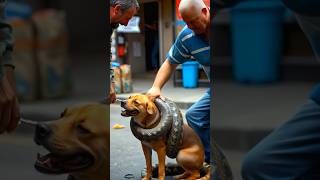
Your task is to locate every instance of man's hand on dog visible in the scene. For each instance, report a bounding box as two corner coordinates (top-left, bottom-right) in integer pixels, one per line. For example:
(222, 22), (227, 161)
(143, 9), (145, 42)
(0, 67), (20, 134)
(146, 86), (165, 101)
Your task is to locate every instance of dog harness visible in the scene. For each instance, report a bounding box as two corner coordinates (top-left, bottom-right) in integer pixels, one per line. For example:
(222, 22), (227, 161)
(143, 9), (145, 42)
(130, 98), (184, 158)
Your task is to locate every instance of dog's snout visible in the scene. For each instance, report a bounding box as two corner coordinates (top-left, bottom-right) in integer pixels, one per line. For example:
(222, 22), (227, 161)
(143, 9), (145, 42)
(120, 100), (127, 107)
(35, 123), (52, 145)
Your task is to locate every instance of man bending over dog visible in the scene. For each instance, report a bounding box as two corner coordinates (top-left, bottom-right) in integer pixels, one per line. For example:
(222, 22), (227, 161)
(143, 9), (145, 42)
(147, 0), (211, 164)
(108, 0), (139, 104)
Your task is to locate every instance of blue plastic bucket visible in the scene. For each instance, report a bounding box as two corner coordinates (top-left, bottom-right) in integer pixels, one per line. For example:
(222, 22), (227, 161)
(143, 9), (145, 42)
(182, 61), (199, 88)
(231, 0), (285, 83)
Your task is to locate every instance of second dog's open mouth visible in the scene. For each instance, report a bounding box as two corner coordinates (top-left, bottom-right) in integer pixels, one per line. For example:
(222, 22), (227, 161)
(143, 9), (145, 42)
(35, 151), (94, 174)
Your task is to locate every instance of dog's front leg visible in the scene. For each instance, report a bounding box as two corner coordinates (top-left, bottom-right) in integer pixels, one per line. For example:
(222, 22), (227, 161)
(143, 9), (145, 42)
(142, 143), (152, 180)
(156, 146), (166, 180)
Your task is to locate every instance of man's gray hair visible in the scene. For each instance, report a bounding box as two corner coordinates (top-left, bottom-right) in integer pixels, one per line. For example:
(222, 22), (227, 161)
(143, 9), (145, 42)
(110, 0), (139, 11)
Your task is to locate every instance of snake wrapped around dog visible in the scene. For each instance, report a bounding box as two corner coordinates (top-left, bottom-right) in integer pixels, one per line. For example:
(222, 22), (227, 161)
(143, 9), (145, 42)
(130, 97), (183, 158)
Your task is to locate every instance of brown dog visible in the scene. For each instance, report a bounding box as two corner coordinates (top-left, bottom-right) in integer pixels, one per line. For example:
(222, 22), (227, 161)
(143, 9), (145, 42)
(121, 94), (209, 180)
(33, 103), (108, 180)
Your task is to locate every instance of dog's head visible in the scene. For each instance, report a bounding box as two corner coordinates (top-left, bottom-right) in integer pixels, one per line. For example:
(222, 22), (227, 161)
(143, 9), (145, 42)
(120, 94), (159, 128)
(34, 103), (108, 177)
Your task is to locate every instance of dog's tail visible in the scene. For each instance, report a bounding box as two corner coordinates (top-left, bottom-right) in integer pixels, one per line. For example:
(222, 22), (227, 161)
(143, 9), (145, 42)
(197, 163), (211, 180)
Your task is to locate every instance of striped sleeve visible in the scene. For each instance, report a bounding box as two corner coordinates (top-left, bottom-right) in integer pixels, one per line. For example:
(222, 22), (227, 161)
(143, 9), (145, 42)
(166, 35), (191, 64)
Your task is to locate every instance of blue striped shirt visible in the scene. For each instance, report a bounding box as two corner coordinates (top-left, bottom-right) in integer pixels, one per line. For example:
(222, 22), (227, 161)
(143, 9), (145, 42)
(167, 26), (211, 80)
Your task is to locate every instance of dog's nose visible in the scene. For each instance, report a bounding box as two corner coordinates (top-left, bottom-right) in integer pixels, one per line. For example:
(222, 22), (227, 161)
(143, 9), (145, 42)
(120, 100), (127, 107)
(34, 123), (52, 145)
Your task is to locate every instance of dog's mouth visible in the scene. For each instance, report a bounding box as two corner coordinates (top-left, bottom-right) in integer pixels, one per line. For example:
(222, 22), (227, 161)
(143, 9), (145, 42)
(121, 105), (140, 117)
(35, 148), (94, 174)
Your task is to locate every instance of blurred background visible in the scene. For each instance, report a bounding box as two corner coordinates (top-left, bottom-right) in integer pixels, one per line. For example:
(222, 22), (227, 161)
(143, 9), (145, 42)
(212, 0), (320, 179)
(1, 0), (106, 179)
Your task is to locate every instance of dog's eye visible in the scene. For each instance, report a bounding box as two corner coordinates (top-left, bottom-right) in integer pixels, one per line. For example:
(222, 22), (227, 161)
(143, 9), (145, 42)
(76, 124), (91, 134)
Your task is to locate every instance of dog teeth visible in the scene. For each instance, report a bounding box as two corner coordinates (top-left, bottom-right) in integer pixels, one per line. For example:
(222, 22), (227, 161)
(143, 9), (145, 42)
(45, 158), (52, 168)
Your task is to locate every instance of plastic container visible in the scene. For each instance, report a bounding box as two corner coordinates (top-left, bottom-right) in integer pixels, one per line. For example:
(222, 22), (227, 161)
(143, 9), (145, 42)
(231, 0), (285, 83)
(182, 61), (199, 88)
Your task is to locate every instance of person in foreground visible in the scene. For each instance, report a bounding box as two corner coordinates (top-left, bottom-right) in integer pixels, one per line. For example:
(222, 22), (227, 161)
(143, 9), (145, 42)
(215, 0), (320, 179)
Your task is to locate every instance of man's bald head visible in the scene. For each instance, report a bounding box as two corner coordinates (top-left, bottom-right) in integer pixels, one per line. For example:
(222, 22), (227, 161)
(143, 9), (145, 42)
(178, 0), (210, 35)
(179, 0), (207, 19)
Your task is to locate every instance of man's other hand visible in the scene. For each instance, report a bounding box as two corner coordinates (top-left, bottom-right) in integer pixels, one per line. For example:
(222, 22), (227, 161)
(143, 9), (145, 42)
(0, 67), (20, 134)
(146, 87), (164, 101)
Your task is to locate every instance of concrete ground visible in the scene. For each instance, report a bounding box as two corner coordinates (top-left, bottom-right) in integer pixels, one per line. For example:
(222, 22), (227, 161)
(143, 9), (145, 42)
(2, 53), (318, 179)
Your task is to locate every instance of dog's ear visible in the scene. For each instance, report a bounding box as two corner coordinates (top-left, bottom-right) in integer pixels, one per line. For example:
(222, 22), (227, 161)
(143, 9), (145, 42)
(146, 102), (154, 115)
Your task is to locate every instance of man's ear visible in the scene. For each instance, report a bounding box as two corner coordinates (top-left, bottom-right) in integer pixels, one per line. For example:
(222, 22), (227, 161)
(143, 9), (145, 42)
(202, 7), (208, 15)
(114, 4), (122, 14)
(146, 102), (154, 115)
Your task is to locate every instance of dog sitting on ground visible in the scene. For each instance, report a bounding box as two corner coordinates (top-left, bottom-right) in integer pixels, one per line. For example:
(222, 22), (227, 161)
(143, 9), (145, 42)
(33, 103), (108, 180)
(121, 94), (210, 180)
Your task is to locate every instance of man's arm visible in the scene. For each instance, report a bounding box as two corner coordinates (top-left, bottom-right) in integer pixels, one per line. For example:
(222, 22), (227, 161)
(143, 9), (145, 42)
(147, 26), (190, 99)
(147, 59), (178, 99)
(0, 67), (20, 133)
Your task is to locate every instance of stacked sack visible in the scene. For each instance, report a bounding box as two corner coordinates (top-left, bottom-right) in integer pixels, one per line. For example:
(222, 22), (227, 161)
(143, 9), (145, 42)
(111, 62), (132, 94)
(111, 62), (122, 94)
(32, 10), (72, 99)
(9, 19), (38, 101)
(120, 64), (132, 93)
(9, 8), (71, 101)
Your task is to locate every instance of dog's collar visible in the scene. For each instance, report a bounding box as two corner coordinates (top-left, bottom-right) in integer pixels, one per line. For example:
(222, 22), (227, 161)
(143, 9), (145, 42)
(130, 98), (172, 141)
(144, 110), (161, 129)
